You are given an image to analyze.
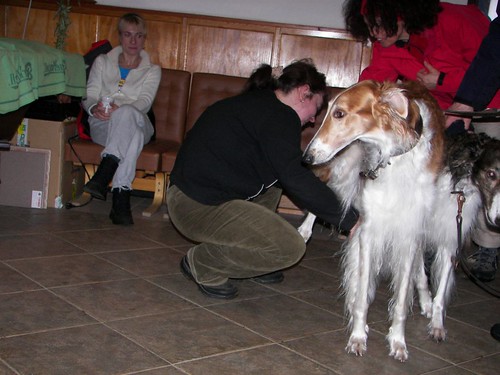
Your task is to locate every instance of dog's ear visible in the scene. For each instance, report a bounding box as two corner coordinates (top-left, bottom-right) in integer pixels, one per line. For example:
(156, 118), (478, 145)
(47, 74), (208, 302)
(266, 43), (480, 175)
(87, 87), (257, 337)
(380, 88), (409, 119)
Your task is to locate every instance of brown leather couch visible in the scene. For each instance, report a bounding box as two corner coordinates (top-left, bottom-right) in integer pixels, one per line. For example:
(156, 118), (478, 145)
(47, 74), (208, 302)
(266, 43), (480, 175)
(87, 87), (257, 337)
(65, 68), (342, 216)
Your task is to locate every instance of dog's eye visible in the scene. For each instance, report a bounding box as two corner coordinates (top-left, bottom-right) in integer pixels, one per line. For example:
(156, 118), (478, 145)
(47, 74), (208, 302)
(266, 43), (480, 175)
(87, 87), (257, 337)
(333, 110), (345, 119)
(487, 169), (497, 180)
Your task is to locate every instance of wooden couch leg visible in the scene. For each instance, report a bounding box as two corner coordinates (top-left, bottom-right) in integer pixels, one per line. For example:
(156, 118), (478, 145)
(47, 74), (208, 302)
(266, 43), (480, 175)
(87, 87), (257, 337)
(163, 174), (171, 219)
(142, 172), (166, 217)
(65, 163), (94, 207)
(83, 164), (96, 183)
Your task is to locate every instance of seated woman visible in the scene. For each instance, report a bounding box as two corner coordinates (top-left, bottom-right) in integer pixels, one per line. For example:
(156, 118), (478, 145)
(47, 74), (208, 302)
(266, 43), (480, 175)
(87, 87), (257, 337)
(82, 13), (161, 225)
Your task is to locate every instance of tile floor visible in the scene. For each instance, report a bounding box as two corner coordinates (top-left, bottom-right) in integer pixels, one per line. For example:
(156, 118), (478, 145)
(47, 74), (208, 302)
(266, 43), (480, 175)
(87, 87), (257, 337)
(0, 195), (499, 375)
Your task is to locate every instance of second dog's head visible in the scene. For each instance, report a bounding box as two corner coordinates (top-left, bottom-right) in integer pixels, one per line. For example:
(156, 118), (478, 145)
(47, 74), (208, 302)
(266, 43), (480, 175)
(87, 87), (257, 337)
(473, 139), (500, 228)
(303, 80), (443, 166)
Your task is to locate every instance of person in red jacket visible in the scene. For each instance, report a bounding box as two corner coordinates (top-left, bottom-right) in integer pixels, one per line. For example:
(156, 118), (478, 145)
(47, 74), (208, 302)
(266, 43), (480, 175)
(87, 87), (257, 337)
(343, 0), (500, 110)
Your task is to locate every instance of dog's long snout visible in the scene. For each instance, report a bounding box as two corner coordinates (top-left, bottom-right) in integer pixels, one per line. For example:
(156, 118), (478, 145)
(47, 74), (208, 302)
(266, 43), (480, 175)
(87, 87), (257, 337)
(486, 189), (500, 228)
(302, 138), (333, 166)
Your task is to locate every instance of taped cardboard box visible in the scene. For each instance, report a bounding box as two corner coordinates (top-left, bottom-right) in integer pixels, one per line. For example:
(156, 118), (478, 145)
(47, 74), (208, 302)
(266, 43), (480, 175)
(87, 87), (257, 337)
(0, 146), (50, 209)
(10, 118), (84, 208)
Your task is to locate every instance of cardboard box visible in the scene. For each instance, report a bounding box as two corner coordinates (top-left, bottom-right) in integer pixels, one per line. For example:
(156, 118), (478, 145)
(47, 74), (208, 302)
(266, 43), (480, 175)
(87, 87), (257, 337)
(0, 146), (50, 209)
(10, 118), (83, 208)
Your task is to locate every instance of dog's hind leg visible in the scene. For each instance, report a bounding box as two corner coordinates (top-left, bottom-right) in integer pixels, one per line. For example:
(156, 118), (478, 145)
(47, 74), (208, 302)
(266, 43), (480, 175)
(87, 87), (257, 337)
(415, 252), (433, 318)
(344, 234), (373, 357)
(428, 246), (455, 341)
(297, 212), (317, 242)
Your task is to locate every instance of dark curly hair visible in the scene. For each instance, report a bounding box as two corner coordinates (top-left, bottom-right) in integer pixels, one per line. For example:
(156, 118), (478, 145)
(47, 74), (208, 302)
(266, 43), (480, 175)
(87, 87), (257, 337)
(343, 0), (442, 42)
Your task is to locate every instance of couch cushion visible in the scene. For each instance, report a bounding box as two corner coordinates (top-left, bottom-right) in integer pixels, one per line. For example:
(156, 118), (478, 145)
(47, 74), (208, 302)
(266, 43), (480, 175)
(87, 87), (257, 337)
(186, 72), (247, 133)
(153, 68), (191, 142)
(161, 147), (181, 173)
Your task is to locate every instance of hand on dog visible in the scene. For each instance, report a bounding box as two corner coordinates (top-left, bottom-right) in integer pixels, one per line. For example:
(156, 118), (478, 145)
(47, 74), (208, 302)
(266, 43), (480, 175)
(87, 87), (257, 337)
(445, 102), (473, 130)
(348, 217), (362, 240)
(417, 61), (440, 90)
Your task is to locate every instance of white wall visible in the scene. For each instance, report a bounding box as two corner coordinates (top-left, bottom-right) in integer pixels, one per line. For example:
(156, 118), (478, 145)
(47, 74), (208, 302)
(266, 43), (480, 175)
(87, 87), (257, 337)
(96, 0), (469, 29)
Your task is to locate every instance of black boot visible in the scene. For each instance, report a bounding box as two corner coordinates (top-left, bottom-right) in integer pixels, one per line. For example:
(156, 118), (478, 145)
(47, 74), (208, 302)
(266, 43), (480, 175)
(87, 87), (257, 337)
(83, 155), (119, 200)
(109, 188), (134, 225)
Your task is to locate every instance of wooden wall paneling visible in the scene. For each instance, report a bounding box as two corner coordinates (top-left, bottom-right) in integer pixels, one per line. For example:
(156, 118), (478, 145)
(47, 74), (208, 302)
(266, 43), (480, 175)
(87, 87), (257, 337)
(3, 6), (96, 54)
(178, 18), (188, 70)
(143, 19), (183, 69)
(278, 28), (368, 88)
(93, 15), (120, 49)
(63, 12), (97, 54)
(3, 6), (28, 39)
(1, 6), (6, 37)
(1, 1), (372, 84)
(5, 7), (55, 45)
(270, 27), (282, 68)
(183, 19), (276, 77)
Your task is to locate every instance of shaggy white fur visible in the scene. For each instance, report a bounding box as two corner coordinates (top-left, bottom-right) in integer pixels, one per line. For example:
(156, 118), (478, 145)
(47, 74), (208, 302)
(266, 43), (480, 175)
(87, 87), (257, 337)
(298, 80), (499, 362)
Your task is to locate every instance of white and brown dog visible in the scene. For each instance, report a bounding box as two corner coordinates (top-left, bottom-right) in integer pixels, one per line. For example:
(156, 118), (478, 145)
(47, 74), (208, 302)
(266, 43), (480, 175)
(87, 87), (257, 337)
(298, 79), (500, 361)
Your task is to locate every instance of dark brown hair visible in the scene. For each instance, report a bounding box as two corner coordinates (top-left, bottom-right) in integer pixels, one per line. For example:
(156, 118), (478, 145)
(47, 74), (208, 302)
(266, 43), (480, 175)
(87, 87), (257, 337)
(243, 58), (327, 96)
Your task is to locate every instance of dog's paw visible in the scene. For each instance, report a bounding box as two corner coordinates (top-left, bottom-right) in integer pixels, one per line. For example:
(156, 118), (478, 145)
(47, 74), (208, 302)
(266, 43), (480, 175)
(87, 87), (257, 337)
(419, 302), (432, 319)
(345, 335), (367, 357)
(389, 340), (409, 362)
(429, 326), (447, 342)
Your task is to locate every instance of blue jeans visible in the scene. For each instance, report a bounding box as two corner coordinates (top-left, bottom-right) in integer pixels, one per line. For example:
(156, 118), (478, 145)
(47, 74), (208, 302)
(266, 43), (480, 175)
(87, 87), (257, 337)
(167, 184), (306, 286)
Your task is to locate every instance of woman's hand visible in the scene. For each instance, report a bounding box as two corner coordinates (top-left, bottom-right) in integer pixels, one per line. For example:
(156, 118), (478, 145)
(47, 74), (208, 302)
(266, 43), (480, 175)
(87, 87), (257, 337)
(417, 61), (440, 90)
(445, 102), (473, 130)
(92, 101), (118, 120)
(57, 94), (71, 103)
(348, 217), (362, 240)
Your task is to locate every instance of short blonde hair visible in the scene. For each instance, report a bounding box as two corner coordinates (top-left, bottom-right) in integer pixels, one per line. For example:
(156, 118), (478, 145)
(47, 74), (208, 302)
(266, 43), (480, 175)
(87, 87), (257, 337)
(118, 13), (147, 36)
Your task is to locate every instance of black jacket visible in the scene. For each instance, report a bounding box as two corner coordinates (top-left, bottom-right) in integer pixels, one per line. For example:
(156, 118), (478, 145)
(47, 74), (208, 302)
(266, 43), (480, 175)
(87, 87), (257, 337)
(454, 15), (500, 110)
(170, 89), (357, 232)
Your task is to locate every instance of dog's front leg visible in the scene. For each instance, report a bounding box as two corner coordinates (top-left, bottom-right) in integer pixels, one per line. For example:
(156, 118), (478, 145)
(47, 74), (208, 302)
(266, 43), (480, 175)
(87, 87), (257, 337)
(428, 246), (455, 341)
(387, 245), (418, 362)
(297, 212), (316, 242)
(345, 233), (371, 357)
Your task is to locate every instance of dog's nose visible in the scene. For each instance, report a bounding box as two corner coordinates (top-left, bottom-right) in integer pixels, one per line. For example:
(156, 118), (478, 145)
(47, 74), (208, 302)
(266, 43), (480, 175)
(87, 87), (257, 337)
(302, 153), (314, 165)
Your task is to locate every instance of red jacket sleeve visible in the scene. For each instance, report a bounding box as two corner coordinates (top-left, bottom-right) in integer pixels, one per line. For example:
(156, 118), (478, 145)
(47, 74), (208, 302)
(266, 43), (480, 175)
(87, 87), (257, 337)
(359, 43), (423, 82)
